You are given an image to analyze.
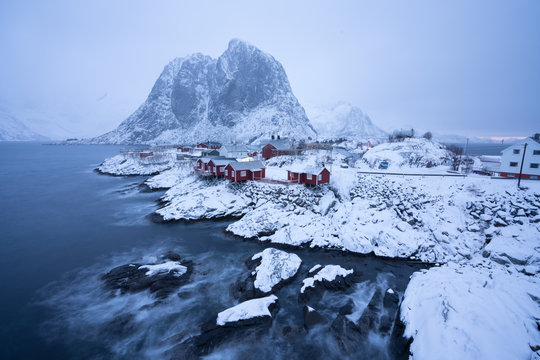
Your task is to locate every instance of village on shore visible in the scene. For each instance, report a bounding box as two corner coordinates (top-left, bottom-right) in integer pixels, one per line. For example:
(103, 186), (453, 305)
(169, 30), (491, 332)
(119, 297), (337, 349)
(97, 132), (540, 360)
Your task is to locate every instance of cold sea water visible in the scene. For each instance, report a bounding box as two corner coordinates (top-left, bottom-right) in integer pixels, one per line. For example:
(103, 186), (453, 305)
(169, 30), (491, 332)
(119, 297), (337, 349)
(0, 143), (425, 359)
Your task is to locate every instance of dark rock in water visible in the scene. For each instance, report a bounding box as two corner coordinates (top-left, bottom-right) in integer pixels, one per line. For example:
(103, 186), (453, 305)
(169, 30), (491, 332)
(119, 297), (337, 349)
(102, 313), (136, 338)
(303, 305), (326, 329)
(230, 275), (257, 301)
(330, 314), (364, 353)
(357, 289), (383, 336)
(389, 307), (412, 359)
(379, 314), (393, 334)
(161, 251), (182, 262)
(299, 274), (354, 303)
(338, 299), (355, 315)
(383, 289), (400, 309)
(171, 300), (279, 359)
(101, 252), (192, 299)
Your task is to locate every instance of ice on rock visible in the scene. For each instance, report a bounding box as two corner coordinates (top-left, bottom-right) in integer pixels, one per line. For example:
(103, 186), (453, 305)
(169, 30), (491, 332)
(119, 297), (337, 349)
(251, 248), (302, 293)
(216, 295), (278, 326)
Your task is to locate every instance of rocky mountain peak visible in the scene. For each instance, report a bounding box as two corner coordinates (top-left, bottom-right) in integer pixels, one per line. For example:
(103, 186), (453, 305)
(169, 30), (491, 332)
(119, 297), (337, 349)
(93, 40), (315, 144)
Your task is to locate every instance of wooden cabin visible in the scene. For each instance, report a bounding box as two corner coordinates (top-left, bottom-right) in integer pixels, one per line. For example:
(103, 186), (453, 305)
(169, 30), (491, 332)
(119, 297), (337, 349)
(224, 161), (266, 182)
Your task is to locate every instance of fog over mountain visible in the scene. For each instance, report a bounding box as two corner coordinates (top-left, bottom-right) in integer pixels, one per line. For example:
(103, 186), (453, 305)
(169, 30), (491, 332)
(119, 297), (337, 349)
(0, 108), (48, 141)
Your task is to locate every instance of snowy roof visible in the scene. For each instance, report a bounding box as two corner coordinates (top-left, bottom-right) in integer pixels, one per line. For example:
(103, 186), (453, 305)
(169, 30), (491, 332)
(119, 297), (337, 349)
(262, 139), (292, 150)
(501, 137), (540, 153)
(210, 158), (236, 166)
(199, 156), (227, 163)
(228, 160), (265, 170)
(199, 141), (221, 146)
(288, 164), (328, 175)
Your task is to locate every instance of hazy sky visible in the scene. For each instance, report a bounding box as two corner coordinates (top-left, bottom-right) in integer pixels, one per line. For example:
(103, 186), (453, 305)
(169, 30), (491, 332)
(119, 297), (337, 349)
(0, 0), (538, 139)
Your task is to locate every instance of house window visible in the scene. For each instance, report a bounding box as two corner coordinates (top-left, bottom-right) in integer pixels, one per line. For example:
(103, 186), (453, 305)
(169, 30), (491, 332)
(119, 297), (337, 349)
(531, 163), (539, 169)
(318, 174), (322, 181)
(510, 162), (518, 167)
(531, 176), (539, 180)
(513, 149), (520, 154)
(241, 170), (246, 177)
(508, 173), (515, 177)
(534, 150), (540, 155)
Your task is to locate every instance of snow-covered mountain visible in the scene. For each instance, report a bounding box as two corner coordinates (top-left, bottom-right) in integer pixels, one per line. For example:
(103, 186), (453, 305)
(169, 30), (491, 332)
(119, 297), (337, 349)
(93, 39), (316, 145)
(306, 103), (386, 141)
(0, 109), (48, 141)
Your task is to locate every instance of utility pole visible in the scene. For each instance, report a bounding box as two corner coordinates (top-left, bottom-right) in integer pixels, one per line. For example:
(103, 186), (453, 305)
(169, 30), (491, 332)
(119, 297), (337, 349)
(517, 143), (528, 188)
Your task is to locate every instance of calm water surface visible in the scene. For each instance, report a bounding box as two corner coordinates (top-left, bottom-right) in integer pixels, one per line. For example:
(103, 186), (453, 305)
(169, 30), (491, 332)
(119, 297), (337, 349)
(0, 143), (424, 359)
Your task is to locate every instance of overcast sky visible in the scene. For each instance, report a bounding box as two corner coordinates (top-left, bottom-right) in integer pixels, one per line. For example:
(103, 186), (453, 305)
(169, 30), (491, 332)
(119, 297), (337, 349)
(0, 0), (538, 139)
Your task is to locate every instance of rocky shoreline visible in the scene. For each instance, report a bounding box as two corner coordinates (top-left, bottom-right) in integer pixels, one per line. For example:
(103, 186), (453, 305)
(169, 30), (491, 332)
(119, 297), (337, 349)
(96, 154), (540, 360)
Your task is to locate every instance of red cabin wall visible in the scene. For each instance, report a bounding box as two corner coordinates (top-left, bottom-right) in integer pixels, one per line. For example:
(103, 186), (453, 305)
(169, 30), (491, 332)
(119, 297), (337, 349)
(262, 144), (277, 159)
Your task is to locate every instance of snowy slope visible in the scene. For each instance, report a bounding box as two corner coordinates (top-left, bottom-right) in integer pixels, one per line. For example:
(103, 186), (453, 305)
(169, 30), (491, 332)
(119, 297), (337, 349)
(360, 138), (451, 169)
(306, 103), (386, 141)
(0, 109), (48, 141)
(93, 39), (316, 145)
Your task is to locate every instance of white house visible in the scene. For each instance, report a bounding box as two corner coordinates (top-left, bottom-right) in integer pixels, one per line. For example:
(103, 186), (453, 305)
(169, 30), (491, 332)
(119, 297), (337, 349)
(499, 134), (540, 180)
(219, 144), (250, 159)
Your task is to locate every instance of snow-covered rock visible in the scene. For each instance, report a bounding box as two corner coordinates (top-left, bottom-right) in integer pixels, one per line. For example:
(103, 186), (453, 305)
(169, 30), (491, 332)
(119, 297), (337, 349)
(251, 248), (302, 293)
(401, 263), (540, 360)
(92, 39), (316, 145)
(97, 153), (175, 176)
(138, 261), (187, 277)
(361, 138), (451, 169)
(216, 295), (278, 326)
(300, 265), (354, 293)
(156, 177), (249, 221)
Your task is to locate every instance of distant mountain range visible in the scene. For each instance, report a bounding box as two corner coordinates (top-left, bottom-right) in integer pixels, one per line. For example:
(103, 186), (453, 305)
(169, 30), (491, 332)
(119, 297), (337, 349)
(306, 102), (387, 141)
(92, 39), (317, 145)
(0, 109), (48, 141)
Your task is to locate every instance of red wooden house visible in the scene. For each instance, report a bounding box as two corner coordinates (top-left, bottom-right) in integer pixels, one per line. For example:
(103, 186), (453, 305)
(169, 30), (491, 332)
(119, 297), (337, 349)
(287, 167), (330, 185)
(224, 161), (265, 182)
(177, 146), (193, 153)
(197, 142), (222, 150)
(261, 139), (294, 159)
(208, 159), (235, 176)
(140, 151), (154, 158)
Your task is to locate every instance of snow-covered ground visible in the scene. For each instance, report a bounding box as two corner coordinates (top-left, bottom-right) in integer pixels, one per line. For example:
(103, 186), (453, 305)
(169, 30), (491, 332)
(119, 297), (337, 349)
(145, 162), (193, 189)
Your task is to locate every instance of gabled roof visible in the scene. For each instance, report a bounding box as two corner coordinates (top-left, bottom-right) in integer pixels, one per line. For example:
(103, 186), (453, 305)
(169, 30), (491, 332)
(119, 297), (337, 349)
(199, 156), (227, 163)
(227, 160), (265, 171)
(209, 158), (236, 166)
(288, 164), (328, 175)
(262, 139), (292, 150)
(501, 137), (540, 153)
